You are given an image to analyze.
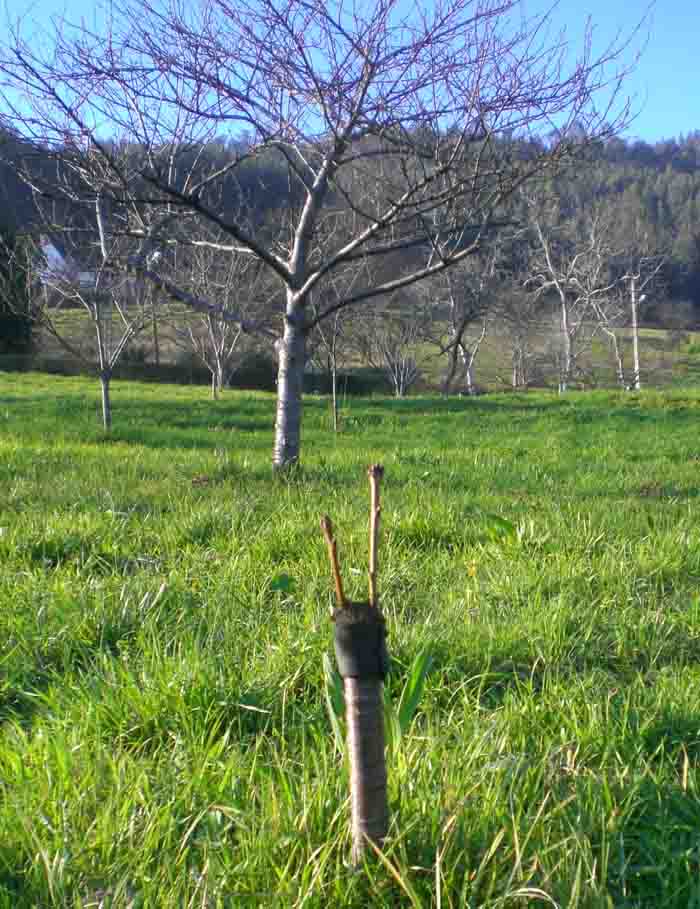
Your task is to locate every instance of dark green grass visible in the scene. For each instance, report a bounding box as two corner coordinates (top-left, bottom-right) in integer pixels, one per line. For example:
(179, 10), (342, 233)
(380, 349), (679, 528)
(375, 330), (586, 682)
(2, 372), (700, 906)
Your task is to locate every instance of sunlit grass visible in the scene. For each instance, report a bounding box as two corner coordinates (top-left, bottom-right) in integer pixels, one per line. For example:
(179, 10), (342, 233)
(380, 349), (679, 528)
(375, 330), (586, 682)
(2, 372), (700, 906)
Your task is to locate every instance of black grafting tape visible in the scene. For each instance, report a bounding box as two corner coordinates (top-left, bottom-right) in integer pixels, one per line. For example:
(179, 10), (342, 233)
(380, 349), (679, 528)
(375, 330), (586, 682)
(333, 602), (390, 678)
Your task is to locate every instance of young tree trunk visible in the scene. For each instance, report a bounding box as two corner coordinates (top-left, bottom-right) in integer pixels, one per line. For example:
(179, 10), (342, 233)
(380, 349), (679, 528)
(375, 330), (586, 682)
(442, 343), (460, 396)
(459, 324), (485, 395)
(151, 305), (160, 367)
(465, 363), (475, 395)
(100, 372), (112, 431)
(611, 333), (626, 388)
(512, 347), (525, 389)
(210, 360), (225, 400)
(560, 301), (571, 393)
(458, 343), (474, 395)
(273, 305), (306, 469)
(345, 675), (388, 864)
(330, 356), (339, 433)
(630, 276), (641, 390)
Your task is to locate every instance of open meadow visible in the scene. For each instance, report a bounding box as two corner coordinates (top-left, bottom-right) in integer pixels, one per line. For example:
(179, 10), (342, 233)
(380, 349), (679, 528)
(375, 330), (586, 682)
(2, 373), (700, 907)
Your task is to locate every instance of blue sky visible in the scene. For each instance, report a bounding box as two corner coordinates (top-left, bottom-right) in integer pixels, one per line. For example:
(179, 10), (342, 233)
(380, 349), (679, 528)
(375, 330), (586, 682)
(523, 0), (699, 142)
(5, 0), (697, 143)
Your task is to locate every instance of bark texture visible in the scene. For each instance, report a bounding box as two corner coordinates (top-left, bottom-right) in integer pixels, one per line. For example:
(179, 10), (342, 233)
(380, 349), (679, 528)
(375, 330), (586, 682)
(630, 276), (641, 390)
(273, 310), (306, 468)
(100, 373), (112, 431)
(344, 676), (388, 864)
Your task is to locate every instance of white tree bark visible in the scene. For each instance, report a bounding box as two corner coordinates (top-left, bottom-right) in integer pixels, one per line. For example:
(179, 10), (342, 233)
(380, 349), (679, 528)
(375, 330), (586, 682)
(100, 373), (112, 431)
(559, 295), (572, 393)
(629, 275), (641, 391)
(273, 301), (306, 468)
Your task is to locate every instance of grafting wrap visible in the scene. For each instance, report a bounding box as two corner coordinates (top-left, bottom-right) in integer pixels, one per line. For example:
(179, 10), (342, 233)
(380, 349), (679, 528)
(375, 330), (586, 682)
(333, 602), (389, 863)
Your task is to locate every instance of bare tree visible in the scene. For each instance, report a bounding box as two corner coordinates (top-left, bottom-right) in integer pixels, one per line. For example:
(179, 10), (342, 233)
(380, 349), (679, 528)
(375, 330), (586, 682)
(430, 249), (498, 395)
(620, 253), (665, 391)
(457, 318), (488, 395)
(308, 228), (372, 430)
(35, 231), (149, 430)
(488, 276), (539, 388)
(0, 0), (636, 465)
(355, 305), (428, 397)
(526, 202), (619, 392)
(309, 306), (352, 432)
(164, 240), (276, 398)
(531, 204), (666, 391)
(590, 286), (628, 388)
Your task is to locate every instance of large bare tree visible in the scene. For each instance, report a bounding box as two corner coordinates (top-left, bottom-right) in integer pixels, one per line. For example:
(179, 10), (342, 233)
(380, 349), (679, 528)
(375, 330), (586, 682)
(0, 0), (635, 465)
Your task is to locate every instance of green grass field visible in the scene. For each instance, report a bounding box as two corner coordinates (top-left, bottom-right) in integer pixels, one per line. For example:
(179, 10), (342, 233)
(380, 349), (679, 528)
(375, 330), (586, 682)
(2, 372), (700, 907)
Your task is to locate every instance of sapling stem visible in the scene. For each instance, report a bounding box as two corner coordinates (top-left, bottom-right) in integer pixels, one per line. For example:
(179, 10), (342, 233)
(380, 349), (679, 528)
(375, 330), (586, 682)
(345, 673), (388, 864)
(322, 468), (389, 865)
(367, 464), (384, 607)
(320, 515), (346, 609)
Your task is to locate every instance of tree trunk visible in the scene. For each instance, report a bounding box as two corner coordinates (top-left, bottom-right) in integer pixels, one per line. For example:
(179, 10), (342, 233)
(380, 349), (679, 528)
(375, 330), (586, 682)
(560, 301), (571, 393)
(442, 343), (460, 396)
(273, 306), (306, 469)
(630, 276), (641, 390)
(100, 372), (112, 431)
(211, 361), (224, 400)
(459, 325), (485, 395)
(612, 333), (626, 388)
(442, 313), (461, 396)
(465, 363), (474, 395)
(331, 357), (339, 433)
(151, 305), (160, 367)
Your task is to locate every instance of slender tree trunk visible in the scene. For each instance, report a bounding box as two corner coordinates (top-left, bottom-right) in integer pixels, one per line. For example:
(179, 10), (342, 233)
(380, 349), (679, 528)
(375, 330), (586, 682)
(560, 300), (571, 393)
(100, 372), (112, 431)
(273, 303), (306, 469)
(465, 363), (474, 395)
(630, 276), (641, 390)
(210, 360), (224, 400)
(457, 343), (473, 395)
(460, 326), (485, 395)
(442, 297), (461, 396)
(331, 356), (339, 433)
(151, 305), (160, 367)
(616, 349), (626, 389)
(610, 331), (626, 388)
(442, 342), (460, 396)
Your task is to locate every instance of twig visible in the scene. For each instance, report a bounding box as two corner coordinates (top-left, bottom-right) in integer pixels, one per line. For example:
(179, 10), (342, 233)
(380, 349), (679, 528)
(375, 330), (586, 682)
(320, 515), (346, 608)
(367, 464), (384, 607)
